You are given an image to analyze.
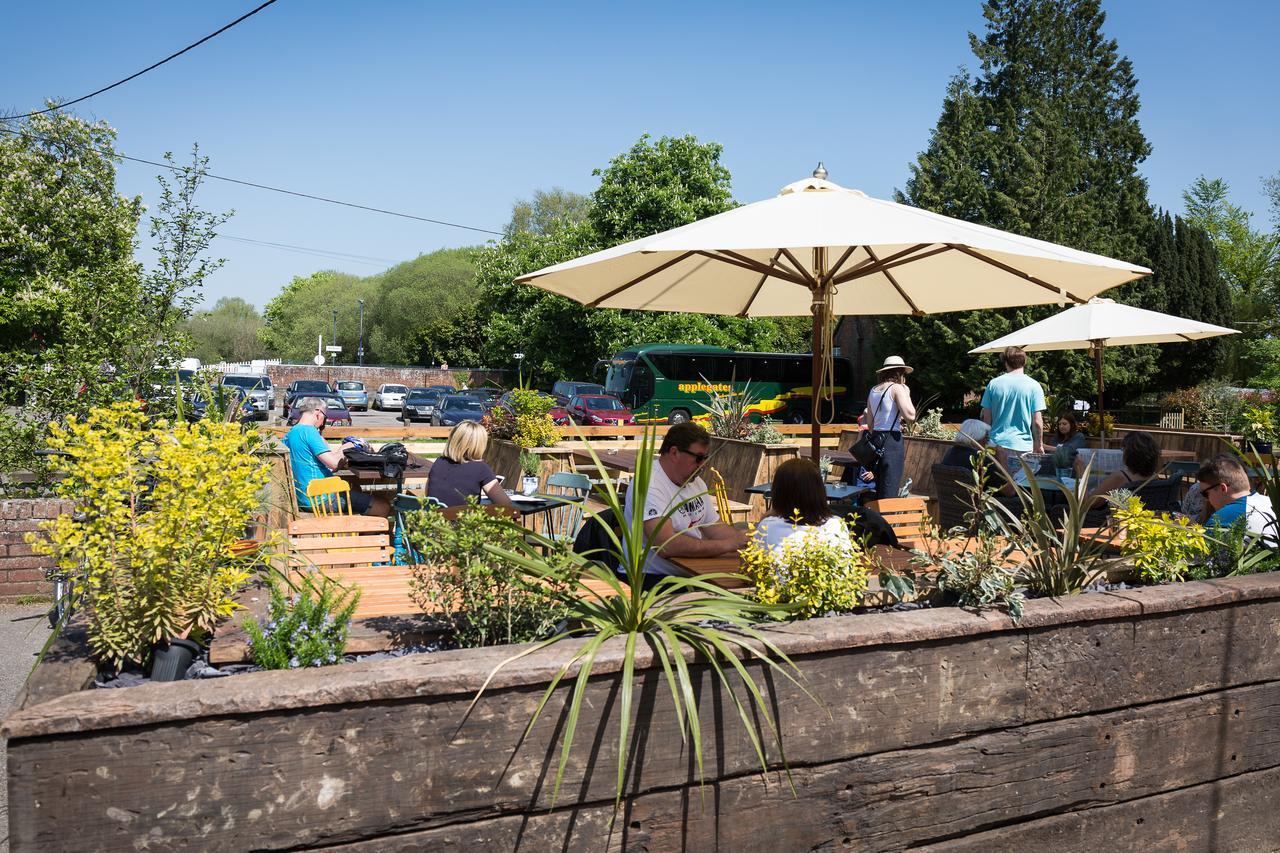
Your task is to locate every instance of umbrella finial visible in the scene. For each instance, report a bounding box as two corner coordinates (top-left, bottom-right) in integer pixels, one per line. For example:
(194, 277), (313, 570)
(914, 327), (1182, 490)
(812, 162), (828, 180)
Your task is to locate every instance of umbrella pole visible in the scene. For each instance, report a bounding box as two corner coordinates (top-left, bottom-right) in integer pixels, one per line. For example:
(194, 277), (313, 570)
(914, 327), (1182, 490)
(1094, 341), (1106, 449)
(809, 250), (828, 463)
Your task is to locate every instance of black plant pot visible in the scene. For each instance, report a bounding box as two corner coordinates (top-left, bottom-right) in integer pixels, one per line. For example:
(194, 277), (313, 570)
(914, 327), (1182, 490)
(150, 638), (200, 682)
(1245, 440), (1273, 456)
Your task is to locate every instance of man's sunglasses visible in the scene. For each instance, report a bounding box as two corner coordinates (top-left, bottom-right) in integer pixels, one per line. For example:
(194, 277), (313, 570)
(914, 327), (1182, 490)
(678, 447), (710, 464)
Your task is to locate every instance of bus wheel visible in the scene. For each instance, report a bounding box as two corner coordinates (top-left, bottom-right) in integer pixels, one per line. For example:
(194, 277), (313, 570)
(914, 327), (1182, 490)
(668, 408), (691, 425)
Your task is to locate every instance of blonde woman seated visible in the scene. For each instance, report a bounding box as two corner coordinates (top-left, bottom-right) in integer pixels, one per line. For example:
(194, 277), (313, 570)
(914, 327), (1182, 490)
(426, 421), (515, 509)
(753, 459), (853, 558)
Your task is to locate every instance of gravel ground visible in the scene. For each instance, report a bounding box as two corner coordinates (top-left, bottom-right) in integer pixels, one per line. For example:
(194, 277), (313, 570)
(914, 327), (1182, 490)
(0, 603), (52, 853)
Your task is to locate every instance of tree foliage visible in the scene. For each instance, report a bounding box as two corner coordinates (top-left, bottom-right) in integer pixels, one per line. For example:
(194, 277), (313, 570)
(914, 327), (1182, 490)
(471, 134), (808, 382)
(505, 187), (590, 237)
(186, 297), (266, 363)
(882, 0), (1164, 408)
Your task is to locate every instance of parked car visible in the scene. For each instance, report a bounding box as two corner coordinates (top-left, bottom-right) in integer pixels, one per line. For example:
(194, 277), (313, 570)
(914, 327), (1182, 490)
(498, 391), (571, 426)
(568, 394), (636, 426)
(374, 383), (409, 411)
(333, 380), (369, 411)
(282, 379), (332, 413)
(461, 387), (503, 413)
(424, 384), (456, 394)
(552, 380), (605, 406)
(432, 394), (486, 426)
(220, 373), (273, 421)
(401, 388), (444, 423)
(286, 393), (352, 427)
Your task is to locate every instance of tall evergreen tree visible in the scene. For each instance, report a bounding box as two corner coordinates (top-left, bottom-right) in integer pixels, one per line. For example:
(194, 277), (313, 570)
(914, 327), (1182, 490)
(879, 0), (1161, 408)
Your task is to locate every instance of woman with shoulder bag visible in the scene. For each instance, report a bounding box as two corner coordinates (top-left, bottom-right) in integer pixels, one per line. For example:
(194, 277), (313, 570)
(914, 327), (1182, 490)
(861, 356), (917, 501)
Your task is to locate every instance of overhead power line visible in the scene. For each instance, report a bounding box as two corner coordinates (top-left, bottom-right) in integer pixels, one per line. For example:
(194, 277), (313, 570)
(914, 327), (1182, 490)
(215, 234), (397, 266)
(1, 0), (281, 121)
(0, 125), (505, 236)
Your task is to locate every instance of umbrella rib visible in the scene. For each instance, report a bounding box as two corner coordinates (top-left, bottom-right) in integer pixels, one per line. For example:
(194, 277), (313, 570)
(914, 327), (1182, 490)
(585, 252), (695, 307)
(779, 249), (819, 287)
(949, 245), (1089, 304)
(737, 249), (785, 317)
(832, 244), (946, 285)
(820, 245), (860, 285)
(864, 247), (923, 315)
(695, 250), (810, 286)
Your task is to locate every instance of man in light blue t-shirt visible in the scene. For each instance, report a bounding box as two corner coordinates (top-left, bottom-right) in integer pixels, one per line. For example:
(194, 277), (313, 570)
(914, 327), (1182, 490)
(980, 346), (1045, 455)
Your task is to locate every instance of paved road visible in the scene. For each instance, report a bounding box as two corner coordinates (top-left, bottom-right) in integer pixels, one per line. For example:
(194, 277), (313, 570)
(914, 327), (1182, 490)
(0, 603), (52, 853)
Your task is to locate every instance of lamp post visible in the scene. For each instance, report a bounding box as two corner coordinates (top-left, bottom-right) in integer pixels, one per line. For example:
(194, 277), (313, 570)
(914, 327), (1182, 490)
(357, 299), (365, 366)
(513, 351), (525, 387)
(331, 310), (338, 365)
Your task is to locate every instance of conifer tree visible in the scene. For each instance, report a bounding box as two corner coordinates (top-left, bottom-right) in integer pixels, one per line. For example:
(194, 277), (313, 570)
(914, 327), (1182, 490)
(879, 0), (1162, 408)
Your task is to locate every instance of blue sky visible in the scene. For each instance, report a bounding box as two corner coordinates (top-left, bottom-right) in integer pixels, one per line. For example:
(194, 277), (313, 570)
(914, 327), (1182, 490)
(4, 1), (1277, 311)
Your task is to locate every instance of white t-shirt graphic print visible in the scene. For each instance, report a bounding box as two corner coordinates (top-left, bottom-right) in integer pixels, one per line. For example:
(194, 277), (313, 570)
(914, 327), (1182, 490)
(622, 461), (721, 576)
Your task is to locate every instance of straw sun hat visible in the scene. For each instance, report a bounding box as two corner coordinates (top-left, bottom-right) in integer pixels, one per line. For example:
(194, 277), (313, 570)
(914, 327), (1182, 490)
(875, 355), (913, 375)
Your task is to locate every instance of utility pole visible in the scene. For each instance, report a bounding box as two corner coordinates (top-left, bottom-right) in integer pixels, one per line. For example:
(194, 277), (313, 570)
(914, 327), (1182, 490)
(357, 299), (365, 366)
(331, 310), (338, 365)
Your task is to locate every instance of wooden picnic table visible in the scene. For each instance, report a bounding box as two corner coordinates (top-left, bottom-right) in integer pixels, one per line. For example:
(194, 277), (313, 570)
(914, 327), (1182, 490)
(338, 451), (432, 489)
(572, 448), (637, 473)
(796, 447), (857, 466)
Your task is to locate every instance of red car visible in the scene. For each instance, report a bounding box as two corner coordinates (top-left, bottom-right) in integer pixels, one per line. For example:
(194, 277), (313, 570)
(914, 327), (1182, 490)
(568, 394), (636, 426)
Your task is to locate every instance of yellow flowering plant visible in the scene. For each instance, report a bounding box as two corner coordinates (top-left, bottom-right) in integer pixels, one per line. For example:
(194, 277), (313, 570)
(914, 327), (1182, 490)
(29, 402), (271, 669)
(1112, 495), (1209, 584)
(741, 517), (869, 618)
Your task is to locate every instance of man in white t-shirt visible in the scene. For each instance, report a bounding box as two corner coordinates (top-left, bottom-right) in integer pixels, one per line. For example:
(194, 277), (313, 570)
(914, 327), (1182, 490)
(622, 422), (747, 583)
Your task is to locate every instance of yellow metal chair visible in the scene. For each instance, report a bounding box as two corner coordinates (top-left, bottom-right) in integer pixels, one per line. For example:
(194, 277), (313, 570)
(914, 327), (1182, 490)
(306, 476), (352, 517)
(710, 468), (733, 522)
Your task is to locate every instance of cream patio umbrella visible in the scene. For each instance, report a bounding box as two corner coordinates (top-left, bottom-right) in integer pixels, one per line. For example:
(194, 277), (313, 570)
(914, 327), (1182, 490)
(517, 168), (1153, 459)
(970, 297), (1238, 441)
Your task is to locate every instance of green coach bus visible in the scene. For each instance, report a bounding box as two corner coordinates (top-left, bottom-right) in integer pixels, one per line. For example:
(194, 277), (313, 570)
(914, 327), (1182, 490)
(603, 344), (858, 425)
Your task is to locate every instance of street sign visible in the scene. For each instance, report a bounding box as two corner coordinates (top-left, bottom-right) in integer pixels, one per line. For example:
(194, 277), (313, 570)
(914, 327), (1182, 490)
(325, 345), (342, 353)
(313, 355), (325, 366)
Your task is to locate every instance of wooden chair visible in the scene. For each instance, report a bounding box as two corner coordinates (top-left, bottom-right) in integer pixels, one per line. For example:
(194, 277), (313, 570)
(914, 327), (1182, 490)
(306, 476), (352, 517)
(287, 515), (413, 618)
(864, 497), (930, 548)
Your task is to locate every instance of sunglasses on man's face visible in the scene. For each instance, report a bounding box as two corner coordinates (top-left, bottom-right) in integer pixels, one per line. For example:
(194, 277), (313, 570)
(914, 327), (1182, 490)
(678, 447), (709, 464)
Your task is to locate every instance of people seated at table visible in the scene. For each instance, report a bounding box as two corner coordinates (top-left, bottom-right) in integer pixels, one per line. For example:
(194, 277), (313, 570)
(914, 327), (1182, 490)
(622, 422), (746, 588)
(427, 421), (514, 510)
(753, 459), (854, 559)
(940, 419), (1015, 495)
(1195, 454), (1279, 547)
(1080, 430), (1161, 500)
(1045, 411), (1087, 469)
(283, 397), (388, 516)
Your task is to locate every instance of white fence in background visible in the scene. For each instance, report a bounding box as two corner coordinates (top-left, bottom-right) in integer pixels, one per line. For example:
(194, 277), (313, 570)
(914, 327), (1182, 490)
(210, 359), (281, 374)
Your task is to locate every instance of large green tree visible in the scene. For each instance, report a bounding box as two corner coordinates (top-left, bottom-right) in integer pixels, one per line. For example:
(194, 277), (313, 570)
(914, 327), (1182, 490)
(880, 0), (1163, 408)
(186, 297), (266, 363)
(471, 134), (808, 382)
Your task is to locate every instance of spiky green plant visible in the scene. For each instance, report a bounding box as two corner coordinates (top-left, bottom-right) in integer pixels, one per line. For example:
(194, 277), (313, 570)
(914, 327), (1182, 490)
(694, 376), (760, 439)
(466, 426), (814, 812)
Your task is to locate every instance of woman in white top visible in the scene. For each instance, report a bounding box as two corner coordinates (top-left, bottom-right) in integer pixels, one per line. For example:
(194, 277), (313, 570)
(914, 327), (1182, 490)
(753, 458), (853, 559)
(862, 356), (917, 501)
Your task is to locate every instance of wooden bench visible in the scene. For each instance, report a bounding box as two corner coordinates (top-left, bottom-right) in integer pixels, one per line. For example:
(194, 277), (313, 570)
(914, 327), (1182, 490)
(864, 497), (930, 549)
(288, 515), (414, 618)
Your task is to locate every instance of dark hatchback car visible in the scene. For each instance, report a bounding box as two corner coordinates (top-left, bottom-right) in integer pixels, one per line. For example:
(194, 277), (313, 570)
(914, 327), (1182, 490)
(552, 380), (605, 406)
(432, 395), (486, 427)
(286, 393), (353, 427)
(462, 387), (503, 412)
(400, 388), (444, 423)
(568, 394), (636, 426)
(282, 379), (333, 413)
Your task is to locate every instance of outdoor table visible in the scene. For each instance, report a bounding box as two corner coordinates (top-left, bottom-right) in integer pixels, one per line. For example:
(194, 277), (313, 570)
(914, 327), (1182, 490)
(481, 491), (585, 517)
(796, 447), (857, 466)
(339, 451), (432, 490)
(745, 481), (872, 503)
(572, 448), (637, 474)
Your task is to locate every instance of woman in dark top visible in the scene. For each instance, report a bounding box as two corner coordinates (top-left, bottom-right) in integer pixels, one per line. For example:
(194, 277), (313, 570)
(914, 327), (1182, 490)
(427, 421), (515, 508)
(1083, 430), (1161, 500)
(1045, 411), (1087, 470)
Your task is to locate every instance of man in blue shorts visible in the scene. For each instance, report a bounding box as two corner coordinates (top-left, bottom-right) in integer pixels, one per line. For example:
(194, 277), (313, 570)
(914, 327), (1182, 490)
(282, 398), (388, 516)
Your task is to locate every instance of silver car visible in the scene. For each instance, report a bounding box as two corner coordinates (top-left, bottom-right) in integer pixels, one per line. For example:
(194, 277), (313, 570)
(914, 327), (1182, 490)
(374, 383), (408, 411)
(219, 374), (273, 421)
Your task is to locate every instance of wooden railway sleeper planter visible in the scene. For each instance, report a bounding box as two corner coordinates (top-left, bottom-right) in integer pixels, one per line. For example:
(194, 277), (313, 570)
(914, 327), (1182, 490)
(7, 572), (1280, 851)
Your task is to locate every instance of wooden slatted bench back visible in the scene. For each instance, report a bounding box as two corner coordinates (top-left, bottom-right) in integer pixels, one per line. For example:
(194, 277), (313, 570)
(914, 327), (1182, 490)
(865, 497), (930, 548)
(287, 516), (409, 618)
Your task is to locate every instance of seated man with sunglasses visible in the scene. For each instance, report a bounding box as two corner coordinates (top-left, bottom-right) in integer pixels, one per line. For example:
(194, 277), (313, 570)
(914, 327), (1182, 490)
(622, 422), (747, 589)
(283, 397), (388, 516)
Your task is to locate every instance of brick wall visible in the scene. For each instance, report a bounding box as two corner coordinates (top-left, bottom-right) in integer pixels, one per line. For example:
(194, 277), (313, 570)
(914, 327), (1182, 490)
(0, 500), (71, 599)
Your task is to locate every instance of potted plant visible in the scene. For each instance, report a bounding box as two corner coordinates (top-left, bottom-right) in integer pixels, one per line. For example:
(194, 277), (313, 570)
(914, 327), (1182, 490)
(1236, 402), (1276, 454)
(518, 450), (541, 495)
(29, 402), (271, 680)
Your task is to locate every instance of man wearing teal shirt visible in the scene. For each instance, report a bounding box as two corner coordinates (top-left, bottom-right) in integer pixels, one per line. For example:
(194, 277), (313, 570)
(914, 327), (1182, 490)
(282, 397), (386, 515)
(980, 346), (1045, 455)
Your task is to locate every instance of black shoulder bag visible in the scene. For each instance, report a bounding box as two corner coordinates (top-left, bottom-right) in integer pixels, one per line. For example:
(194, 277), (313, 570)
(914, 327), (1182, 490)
(850, 387), (901, 468)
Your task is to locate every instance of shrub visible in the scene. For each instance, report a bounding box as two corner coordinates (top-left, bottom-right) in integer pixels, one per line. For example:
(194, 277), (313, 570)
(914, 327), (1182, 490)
(740, 518), (868, 618)
(1084, 412), (1115, 437)
(1113, 496), (1209, 583)
(486, 388), (559, 448)
(906, 407), (956, 440)
(1234, 402), (1276, 445)
(745, 416), (785, 444)
(243, 574), (360, 669)
(404, 502), (574, 648)
(29, 402), (270, 669)
(926, 531), (1025, 620)
(695, 378), (759, 440)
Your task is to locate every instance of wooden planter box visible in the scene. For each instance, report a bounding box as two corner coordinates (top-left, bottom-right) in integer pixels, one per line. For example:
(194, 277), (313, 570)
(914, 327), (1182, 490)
(9, 574), (1280, 851)
(483, 438), (576, 486)
(707, 437), (798, 522)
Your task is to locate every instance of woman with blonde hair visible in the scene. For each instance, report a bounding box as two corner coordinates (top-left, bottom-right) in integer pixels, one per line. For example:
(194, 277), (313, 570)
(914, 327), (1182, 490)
(427, 421), (515, 508)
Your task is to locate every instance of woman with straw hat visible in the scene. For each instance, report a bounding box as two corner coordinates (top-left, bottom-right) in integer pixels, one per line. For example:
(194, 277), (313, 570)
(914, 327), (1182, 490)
(862, 355), (917, 500)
